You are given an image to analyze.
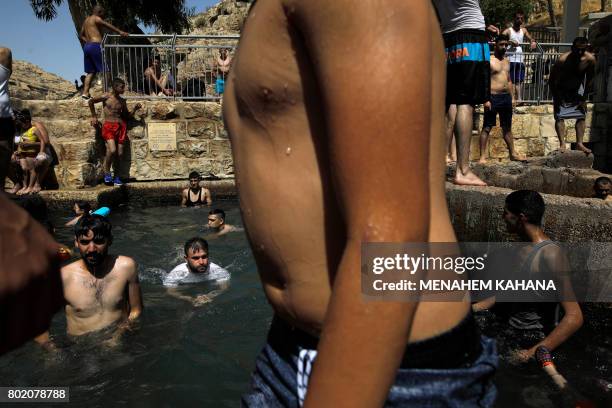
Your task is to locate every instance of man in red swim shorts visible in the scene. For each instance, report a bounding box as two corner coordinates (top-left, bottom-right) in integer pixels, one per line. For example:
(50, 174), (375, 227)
(88, 78), (141, 186)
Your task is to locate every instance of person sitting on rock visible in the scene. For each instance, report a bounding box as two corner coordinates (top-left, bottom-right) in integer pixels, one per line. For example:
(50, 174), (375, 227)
(88, 78), (141, 186)
(11, 109), (54, 195)
(181, 171), (212, 207)
(144, 55), (173, 97)
(593, 176), (612, 202)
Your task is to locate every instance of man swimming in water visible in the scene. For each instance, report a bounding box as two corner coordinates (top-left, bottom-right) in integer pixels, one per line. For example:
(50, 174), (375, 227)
(164, 237), (229, 306)
(224, 0), (497, 406)
(181, 171), (212, 207)
(473, 190), (583, 363)
(593, 176), (612, 201)
(206, 209), (237, 237)
(37, 214), (143, 347)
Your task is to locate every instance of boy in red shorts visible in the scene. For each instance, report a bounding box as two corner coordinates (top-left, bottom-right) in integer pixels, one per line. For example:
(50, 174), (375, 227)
(88, 78), (141, 186)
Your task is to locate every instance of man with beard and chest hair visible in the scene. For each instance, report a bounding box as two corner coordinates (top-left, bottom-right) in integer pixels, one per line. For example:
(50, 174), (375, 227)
(224, 0), (497, 406)
(37, 215), (143, 346)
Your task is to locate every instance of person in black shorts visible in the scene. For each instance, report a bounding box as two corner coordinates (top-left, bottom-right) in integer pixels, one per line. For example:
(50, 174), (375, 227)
(479, 35), (525, 163)
(433, 0), (491, 186)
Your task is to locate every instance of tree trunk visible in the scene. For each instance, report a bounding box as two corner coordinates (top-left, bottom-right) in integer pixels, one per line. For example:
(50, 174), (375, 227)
(546, 0), (558, 27)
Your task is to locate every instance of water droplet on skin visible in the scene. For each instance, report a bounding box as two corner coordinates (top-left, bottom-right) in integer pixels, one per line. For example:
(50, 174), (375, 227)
(286, 147), (291, 155)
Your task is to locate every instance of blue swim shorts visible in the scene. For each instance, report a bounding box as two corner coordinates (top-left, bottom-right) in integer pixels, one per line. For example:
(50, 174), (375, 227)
(83, 42), (103, 74)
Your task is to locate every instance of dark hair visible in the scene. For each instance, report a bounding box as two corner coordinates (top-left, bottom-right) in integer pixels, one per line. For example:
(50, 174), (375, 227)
(572, 37), (588, 47)
(184, 237), (208, 256)
(515, 10), (525, 17)
(595, 176), (611, 185)
(75, 214), (113, 240)
(75, 200), (92, 214)
(496, 34), (510, 43)
(112, 77), (125, 88)
(505, 190), (545, 226)
(209, 208), (225, 220)
(189, 171), (200, 179)
(13, 195), (54, 235)
(15, 109), (32, 123)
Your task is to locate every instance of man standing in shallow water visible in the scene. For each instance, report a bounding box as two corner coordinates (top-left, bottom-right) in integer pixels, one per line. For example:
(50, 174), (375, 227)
(37, 215), (143, 347)
(224, 0), (497, 406)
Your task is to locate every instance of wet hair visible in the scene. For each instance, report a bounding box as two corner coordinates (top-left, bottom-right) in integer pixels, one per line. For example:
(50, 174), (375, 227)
(74, 214), (113, 241)
(13, 195), (54, 236)
(209, 208), (225, 220)
(184, 237), (208, 256)
(505, 190), (545, 226)
(93, 5), (104, 15)
(496, 34), (510, 43)
(595, 176), (611, 186)
(112, 77), (125, 88)
(75, 200), (91, 214)
(515, 10), (525, 18)
(572, 37), (588, 48)
(189, 171), (200, 180)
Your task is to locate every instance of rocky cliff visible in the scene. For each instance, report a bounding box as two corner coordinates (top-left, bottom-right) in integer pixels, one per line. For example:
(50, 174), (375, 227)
(9, 60), (77, 100)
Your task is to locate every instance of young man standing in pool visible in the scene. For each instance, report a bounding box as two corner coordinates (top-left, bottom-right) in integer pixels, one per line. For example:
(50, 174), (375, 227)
(89, 78), (141, 186)
(473, 190), (583, 363)
(224, 0), (497, 406)
(37, 214), (143, 347)
(206, 209), (237, 237)
(164, 237), (229, 306)
(181, 171), (212, 207)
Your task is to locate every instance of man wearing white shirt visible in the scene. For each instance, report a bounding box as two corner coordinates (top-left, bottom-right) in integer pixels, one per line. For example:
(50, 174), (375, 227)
(164, 237), (230, 306)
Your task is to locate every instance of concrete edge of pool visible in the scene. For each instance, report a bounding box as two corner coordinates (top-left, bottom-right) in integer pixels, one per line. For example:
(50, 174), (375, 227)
(37, 179), (612, 242)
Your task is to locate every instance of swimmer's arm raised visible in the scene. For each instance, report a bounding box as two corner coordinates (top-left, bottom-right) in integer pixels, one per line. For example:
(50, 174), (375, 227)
(292, 1), (431, 406)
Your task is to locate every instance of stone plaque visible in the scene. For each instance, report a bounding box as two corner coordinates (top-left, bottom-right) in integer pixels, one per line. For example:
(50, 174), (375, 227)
(148, 122), (177, 151)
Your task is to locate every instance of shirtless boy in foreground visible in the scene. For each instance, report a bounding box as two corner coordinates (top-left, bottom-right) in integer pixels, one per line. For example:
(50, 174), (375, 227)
(224, 1), (497, 406)
(37, 215), (142, 348)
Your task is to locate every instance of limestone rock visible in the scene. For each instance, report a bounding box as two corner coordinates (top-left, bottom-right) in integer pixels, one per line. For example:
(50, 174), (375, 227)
(9, 61), (77, 100)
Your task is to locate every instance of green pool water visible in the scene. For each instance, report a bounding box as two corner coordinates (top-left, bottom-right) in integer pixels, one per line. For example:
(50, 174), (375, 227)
(0, 201), (609, 407)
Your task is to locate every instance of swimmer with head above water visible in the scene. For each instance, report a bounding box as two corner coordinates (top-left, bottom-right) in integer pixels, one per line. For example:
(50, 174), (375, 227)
(37, 214), (143, 348)
(205, 208), (238, 238)
(164, 237), (229, 306)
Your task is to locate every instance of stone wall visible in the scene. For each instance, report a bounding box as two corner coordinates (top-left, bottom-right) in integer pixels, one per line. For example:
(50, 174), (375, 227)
(11, 99), (232, 188)
(472, 104), (593, 161)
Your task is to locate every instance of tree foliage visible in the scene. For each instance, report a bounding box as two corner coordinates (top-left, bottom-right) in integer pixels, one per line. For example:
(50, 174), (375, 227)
(29, 0), (194, 34)
(479, 0), (534, 28)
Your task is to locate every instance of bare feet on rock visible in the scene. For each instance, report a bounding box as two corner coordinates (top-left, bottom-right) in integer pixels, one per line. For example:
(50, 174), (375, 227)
(446, 154), (456, 165)
(16, 186), (29, 195)
(575, 143), (592, 155)
(509, 153), (527, 162)
(31, 184), (41, 194)
(8, 184), (21, 194)
(454, 170), (487, 186)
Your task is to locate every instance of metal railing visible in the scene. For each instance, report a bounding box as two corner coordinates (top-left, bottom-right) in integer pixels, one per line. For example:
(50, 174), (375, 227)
(495, 42), (593, 104)
(101, 35), (596, 105)
(101, 34), (240, 100)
